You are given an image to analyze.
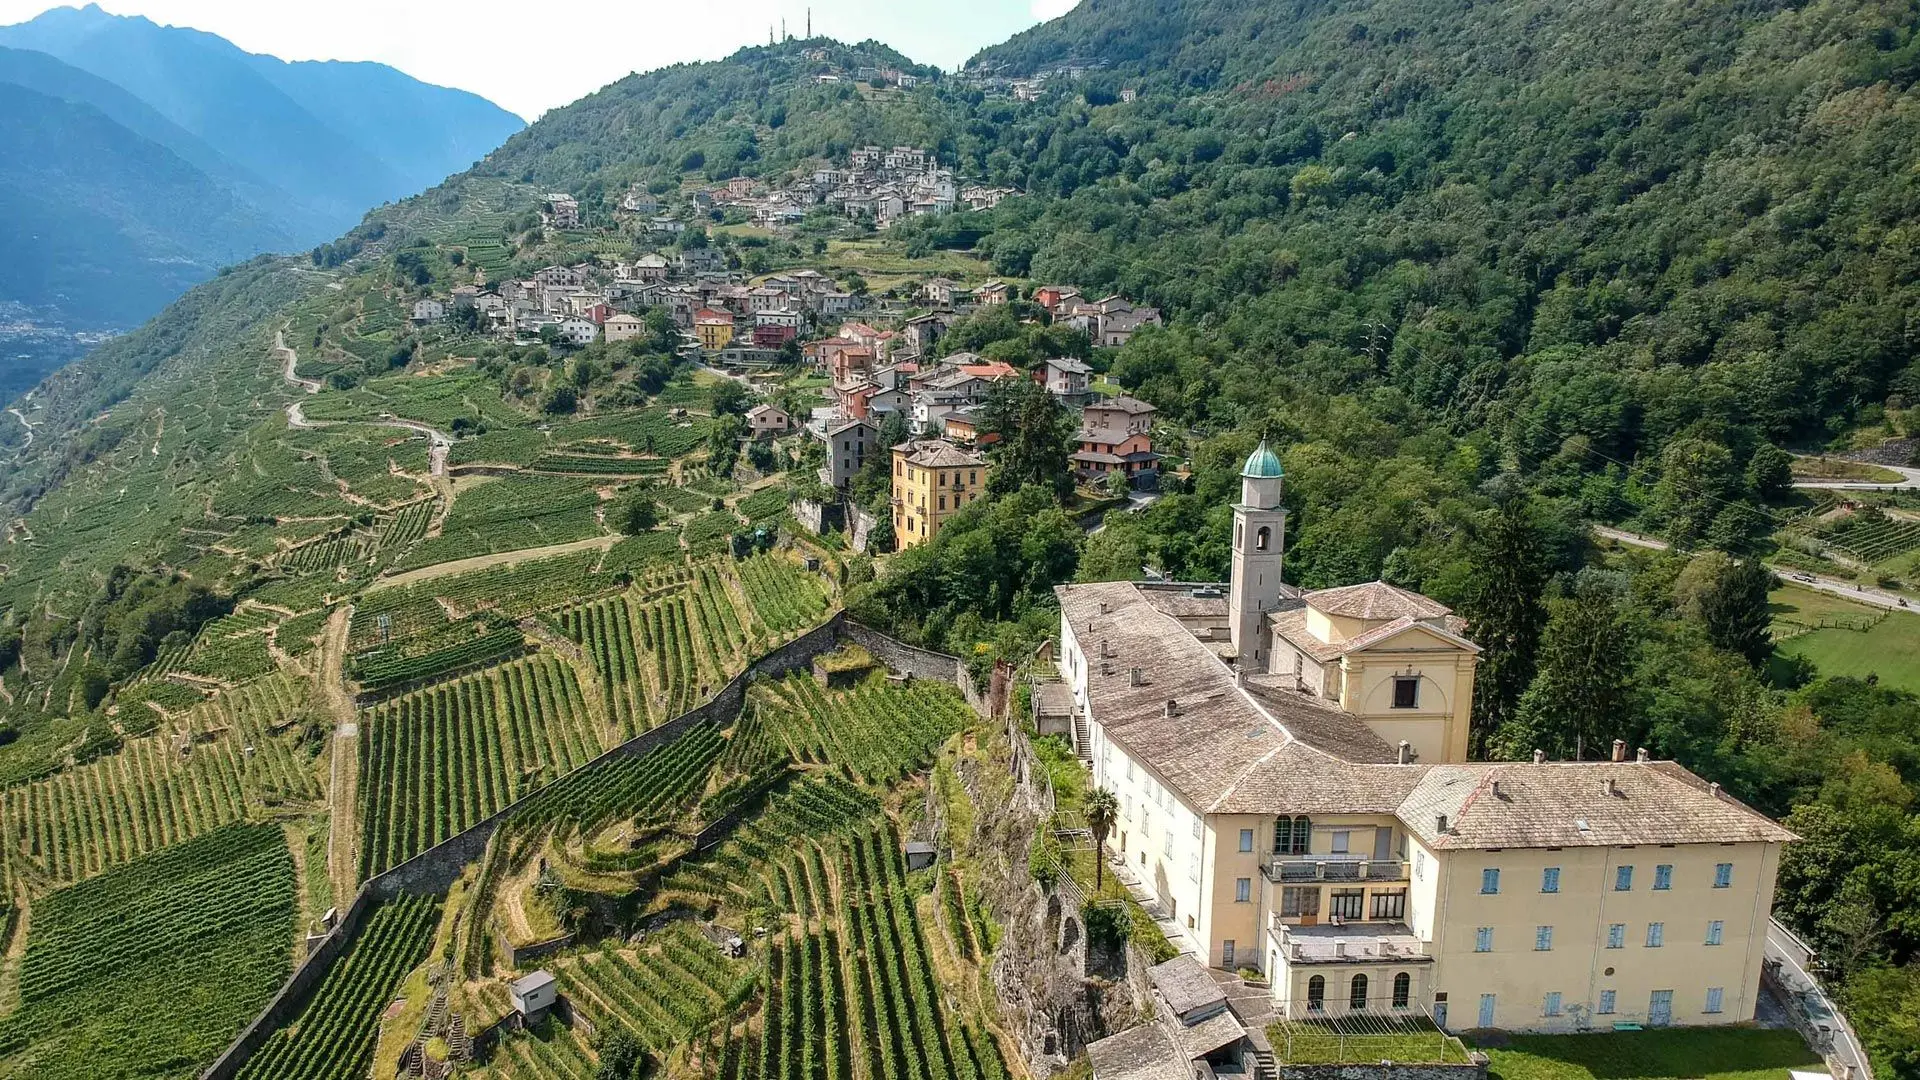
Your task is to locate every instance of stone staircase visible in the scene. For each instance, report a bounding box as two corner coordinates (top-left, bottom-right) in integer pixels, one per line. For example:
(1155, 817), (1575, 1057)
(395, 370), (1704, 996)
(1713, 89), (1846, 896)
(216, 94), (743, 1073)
(1071, 709), (1091, 761)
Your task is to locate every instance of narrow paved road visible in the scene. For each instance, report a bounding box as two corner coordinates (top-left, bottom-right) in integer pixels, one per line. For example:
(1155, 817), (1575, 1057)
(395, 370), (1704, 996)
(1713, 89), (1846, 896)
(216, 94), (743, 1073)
(318, 607), (361, 905)
(1592, 525), (1915, 612)
(276, 329), (321, 394)
(279, 338), (450, 478)
(1792, 462), (1920, 491)
(1766, 918), (1873, 1080)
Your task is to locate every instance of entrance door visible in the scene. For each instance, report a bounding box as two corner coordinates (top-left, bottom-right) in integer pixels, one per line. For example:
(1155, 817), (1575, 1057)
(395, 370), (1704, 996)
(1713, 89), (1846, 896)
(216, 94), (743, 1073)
(1649, 990), (1673, 1027)
(1477, 994), (1496, 1028)
(1433, 1002), (1449, 1030)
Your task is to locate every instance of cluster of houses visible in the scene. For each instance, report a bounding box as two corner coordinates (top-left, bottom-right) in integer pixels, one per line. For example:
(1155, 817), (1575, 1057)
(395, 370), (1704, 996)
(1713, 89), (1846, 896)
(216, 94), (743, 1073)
(801, 284), (1166, 548)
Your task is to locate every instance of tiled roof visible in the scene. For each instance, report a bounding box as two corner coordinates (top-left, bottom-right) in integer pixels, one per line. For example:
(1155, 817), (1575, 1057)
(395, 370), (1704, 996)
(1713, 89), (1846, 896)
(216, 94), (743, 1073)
(1089, 395), (1157, 415)
(894, 438), (985, 469)
(1086, 1024), (1188, 1080)
(1399, 760), (1796, 848)
(1150, 956), (1225, 1016)
(1305, 580), (1451, 621)
(1064, 579), (1796, 847)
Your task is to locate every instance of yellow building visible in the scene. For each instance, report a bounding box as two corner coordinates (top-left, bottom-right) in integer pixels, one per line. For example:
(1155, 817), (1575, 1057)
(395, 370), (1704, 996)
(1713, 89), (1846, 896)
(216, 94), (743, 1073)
(1056, 442), (1795, 1036)
(693, 308), (733, 350)
(890, 438), (988, 549)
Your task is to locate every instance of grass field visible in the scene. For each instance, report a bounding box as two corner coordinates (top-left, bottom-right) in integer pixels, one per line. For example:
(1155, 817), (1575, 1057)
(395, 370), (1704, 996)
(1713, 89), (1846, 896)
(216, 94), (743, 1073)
(1471, 1028), (1819, 1080)
(1768, 583), (1886, 636)
(1775, 605), (1920, 693)
(1789, 456), (1907, 483)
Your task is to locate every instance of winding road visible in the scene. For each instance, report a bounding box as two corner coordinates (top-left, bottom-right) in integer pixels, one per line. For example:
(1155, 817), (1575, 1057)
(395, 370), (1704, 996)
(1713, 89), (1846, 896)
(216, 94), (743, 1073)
(277, 330), (450, 477)
(1591, 525), (1915, 612)
(1791, 463), (1920, 491)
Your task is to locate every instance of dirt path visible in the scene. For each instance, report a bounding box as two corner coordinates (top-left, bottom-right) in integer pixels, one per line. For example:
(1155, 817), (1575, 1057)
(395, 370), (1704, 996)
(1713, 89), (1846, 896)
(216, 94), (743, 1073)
(6, 408), (37, 449)
(319, 607), (362, 903)
(366, 534), (620, 592)
(279, 331), (451, 479)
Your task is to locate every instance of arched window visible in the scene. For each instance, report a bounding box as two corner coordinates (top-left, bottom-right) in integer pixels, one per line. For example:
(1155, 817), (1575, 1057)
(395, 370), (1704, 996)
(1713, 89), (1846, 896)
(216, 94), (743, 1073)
(1392, 972), (1412, 1009)
(1236, 522), (1244, 548)
(1292, 815), (1311, 855)
(1350, 973), (1370, 1011)
(1307, 975), (1325, 1012)
(1255, 525), (1271, 551)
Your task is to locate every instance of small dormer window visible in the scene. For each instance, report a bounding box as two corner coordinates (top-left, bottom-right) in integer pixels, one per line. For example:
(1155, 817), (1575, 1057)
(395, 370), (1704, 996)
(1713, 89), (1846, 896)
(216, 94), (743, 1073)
(1393, 676), (1419, 709)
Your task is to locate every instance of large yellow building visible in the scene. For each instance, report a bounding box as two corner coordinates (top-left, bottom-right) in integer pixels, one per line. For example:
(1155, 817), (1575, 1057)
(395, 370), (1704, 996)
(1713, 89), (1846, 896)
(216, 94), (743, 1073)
(1058, 442), (1794, 1036)
(890, 438), (987, 549)
(693, 308), (734, 351)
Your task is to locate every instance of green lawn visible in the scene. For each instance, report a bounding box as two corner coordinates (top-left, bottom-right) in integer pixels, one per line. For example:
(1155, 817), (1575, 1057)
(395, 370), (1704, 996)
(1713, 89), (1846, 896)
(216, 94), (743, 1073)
(1271, 1018), (1470, 1064)
(1775, 598), (1920, 694)
(1768, 583), (1885, 635)
(1789, 455), (1906, 483)
(1472, 1028), (1820, 1080)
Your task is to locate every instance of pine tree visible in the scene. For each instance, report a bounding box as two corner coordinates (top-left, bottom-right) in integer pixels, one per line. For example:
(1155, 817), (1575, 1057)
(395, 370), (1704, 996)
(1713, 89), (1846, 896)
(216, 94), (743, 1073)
(1457, 485), (1552, 758)
(1495, 570), (1640, 760)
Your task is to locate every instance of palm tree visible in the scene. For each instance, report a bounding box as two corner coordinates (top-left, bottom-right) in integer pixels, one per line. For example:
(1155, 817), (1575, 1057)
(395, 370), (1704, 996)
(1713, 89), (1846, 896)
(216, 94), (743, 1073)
(1085, 787), (1119, 894)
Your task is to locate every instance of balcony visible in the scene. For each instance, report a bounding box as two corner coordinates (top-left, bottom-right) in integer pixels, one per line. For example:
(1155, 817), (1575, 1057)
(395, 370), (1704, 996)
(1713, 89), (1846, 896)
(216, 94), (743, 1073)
(1270, 917), (1431, 964)
(1263, 855), (1408, 883)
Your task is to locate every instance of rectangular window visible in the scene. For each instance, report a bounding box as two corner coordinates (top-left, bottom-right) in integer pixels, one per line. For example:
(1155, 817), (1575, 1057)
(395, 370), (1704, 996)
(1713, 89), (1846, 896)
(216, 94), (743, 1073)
(1535, 926), (1554, 952)
(1597, 990), (1617, 1015)
(1704, 987), (1724, 1014)
(1239, 828), (1254, 853)
(1647, 922), (1665, 948)
(1393, 676), (1419, 709)
(1281, 887), (1321, 918)
(1481, 868), (1501, 895)
(1706, 920), (1724, 946)
(1714, 863), (1733, 888)
(1190, 853), (1200, 881)
(1332, 831), (1351, 854)
(1163, 828), (1173, 857)
(1541, 867), (1561, 893)
(1414, 851), (1425, 880)
(1607, 924), (1626, 949)
(1236, 878), (1251, 903)
(1329, 888), (1364, 920)
(938, 495), (946, 511)
(1544, 992), (1562, 1017)
(1615, 865), (1634, 891)
(1371, 889), (1407, 921)
(1654, 864), (1673, 890)
(1475, 927), (1494, 953)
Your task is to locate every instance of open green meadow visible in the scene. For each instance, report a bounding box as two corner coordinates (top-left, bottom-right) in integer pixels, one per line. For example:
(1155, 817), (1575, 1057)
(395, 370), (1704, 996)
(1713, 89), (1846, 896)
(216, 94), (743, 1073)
(1472, 1028), (1820, 1080)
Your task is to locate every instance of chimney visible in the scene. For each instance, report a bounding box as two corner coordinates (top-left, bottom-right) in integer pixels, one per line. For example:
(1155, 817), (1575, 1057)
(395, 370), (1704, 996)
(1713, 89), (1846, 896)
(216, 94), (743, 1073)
(1435, 814), (1449, 834)
(1490, 779), (1502, 798)
(1397, 740), (1412, 765)
(1129, 666), (1144, 687)
(1611, 739), (1626, 762)
(1602, 778), (1617, 797)
(1531, 749), (1546, 765)
(1636, 746), (1650, 763)
(1164, 699), (1180, 718)
(1099, 638), (1111, 658)
(1099, 601), (1110, 615)
(1234, 666), (1248, 689)
(1334, 942), (1347, 958)
(1709, 782), (1721, 798)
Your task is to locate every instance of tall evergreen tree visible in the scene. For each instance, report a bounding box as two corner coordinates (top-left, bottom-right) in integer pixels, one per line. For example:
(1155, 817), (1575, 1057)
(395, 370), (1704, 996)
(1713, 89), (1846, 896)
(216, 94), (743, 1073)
(978, 380), (1075, 498)
(1458, 484), (1552, 758)
(1496, 570), (1641, 760)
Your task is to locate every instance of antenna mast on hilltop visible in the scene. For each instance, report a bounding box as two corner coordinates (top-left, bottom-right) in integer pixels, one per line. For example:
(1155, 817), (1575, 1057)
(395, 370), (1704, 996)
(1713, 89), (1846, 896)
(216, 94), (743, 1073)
(807, 8), (812, 37)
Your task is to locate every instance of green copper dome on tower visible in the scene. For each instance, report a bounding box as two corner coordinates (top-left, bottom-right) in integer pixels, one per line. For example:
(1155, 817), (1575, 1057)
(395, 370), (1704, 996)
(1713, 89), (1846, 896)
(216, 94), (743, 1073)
(1241, 440), (1283, 478)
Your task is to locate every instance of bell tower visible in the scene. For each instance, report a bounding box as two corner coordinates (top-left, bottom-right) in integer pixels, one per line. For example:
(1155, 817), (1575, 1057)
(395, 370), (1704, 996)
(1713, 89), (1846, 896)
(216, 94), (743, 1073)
(1229, 440), (1287, 668)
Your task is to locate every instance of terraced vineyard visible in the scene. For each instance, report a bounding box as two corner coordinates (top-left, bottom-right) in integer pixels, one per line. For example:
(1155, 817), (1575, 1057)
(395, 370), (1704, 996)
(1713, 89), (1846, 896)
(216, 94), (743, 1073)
(753, 672), (975, 785)
(175, 606), (278, 682)
(350, 550), (610, 655)
(736, 553), (830, 638)
(0, 823), (297, 1080)
(278, 532), (369, 575)
(661, 775), (880, 914)
(235, 893), (442, 1080)
(0, 672), (321, 891)
(375, 499), (436, 554)
(358, 654), (606, 876)
(555, 558), (784, 734)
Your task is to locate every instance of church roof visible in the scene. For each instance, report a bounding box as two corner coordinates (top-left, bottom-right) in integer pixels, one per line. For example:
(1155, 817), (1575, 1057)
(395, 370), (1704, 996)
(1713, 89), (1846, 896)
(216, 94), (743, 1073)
(1304, 580), (1451, 621)
(1241, 440), (1283, 478)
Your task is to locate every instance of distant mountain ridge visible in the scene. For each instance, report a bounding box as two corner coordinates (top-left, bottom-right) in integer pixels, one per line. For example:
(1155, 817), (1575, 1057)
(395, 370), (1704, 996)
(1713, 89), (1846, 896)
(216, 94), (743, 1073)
(0, 3), (523, 398)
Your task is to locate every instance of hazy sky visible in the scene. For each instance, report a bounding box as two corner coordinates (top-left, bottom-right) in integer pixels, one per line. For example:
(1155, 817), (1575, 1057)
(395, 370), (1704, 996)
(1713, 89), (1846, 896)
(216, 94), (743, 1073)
(0, 0), (1079, 120)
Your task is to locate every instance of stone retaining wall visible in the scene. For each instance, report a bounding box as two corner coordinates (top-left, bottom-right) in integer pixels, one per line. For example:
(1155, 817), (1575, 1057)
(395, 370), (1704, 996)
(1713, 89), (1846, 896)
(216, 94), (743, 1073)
(1276, 1061), (1489, 1080)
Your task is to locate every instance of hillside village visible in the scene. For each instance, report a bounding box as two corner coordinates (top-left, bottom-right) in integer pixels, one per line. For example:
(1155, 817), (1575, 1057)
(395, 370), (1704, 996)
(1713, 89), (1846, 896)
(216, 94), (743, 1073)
(2, 9), (1918, 1080)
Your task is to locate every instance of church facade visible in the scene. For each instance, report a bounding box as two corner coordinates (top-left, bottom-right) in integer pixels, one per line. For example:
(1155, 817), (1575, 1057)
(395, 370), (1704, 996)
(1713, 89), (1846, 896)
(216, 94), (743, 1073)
(1054, 443), (1793, 1032)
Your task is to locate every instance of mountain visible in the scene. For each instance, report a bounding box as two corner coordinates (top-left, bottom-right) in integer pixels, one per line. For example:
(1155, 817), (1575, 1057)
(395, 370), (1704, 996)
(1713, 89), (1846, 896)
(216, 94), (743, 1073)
(0, 80), (290, 325)
(0, 4), (523, 400)
(0, 5), (524, 233)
